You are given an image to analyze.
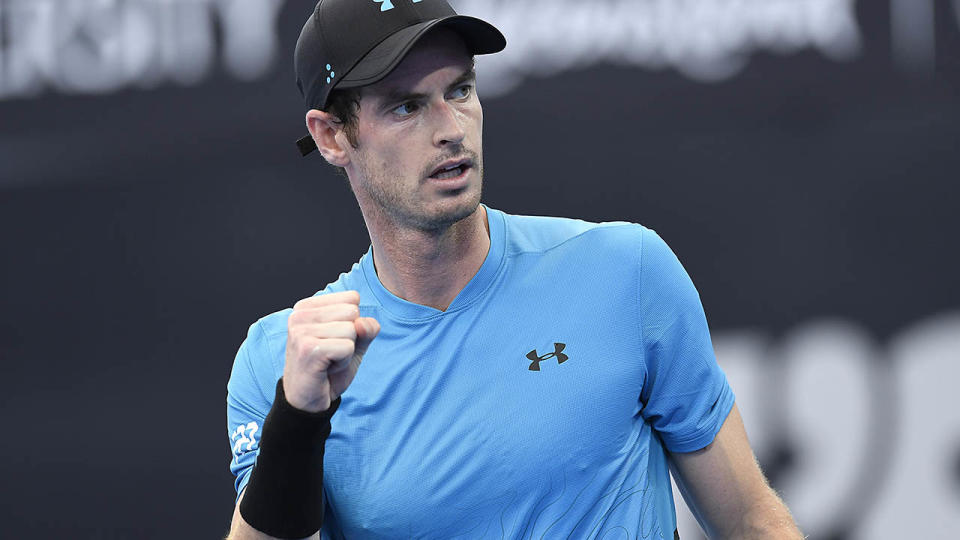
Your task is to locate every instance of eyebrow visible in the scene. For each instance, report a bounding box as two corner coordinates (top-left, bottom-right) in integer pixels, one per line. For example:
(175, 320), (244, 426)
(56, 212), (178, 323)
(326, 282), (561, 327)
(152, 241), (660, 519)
(377, 68), (478, 109)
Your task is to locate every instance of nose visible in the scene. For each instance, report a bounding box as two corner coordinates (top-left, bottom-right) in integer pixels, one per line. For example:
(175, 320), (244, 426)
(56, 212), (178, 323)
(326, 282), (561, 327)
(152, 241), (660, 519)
(432, 102), (466, 148)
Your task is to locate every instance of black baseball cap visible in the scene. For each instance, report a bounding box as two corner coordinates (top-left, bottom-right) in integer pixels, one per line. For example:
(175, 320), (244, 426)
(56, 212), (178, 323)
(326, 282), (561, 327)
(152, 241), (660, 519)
(294, 0), (507, 157)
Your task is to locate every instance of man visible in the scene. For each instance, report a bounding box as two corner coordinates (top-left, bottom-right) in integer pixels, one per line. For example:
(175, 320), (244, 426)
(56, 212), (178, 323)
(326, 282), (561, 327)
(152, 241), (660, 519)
(226, 1), (804, 539)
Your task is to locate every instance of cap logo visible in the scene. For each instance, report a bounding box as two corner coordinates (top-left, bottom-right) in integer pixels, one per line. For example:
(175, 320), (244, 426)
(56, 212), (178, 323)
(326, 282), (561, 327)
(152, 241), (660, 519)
(373, 0), (423, 13)
(324, 64), (336, 85)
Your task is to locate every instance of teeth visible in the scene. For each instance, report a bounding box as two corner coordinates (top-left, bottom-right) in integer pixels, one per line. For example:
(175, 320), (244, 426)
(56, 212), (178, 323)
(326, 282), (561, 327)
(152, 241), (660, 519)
(434, 166), (462, 180)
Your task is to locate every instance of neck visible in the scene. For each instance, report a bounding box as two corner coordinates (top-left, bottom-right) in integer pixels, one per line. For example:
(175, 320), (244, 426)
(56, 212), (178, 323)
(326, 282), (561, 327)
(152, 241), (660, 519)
(364, 205), (490, 312)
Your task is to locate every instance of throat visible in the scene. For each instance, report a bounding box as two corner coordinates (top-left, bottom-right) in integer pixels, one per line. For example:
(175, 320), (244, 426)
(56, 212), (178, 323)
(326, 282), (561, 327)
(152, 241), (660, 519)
(369, 207), (491, 312)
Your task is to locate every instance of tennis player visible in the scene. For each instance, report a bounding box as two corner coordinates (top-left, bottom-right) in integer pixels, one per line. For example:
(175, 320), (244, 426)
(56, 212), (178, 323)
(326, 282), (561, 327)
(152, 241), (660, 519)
(226, 1), (804, 538)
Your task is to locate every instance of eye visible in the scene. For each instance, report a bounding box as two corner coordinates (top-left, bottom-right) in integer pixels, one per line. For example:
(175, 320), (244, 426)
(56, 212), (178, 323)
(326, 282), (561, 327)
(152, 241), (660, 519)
(450, 84), (473, 100)
(392, 101), (420, 117)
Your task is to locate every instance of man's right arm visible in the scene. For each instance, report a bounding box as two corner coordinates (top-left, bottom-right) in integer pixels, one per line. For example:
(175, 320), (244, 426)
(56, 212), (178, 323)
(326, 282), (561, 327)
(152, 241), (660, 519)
(226, 291), (380, 540)
(228, 491), (320, 540)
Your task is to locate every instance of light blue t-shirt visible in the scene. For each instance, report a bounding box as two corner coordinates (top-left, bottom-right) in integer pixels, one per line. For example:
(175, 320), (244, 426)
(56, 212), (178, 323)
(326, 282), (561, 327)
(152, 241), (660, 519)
(227, 205), (734, 539)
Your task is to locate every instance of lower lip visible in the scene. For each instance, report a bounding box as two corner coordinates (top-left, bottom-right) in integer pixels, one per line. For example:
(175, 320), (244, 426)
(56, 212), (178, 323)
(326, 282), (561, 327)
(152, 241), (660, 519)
(428, 166), (471, 189)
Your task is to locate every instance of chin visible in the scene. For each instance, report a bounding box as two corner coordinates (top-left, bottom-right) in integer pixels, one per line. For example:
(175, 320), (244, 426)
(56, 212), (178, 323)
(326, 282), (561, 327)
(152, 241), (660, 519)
(421, 192), (482, 231)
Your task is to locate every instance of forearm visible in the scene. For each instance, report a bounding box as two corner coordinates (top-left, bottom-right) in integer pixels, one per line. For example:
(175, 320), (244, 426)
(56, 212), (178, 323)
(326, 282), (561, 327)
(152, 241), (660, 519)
(720, 487), (804, 540)
(670, 406), (804, 540)
(227, 492), (320, 540)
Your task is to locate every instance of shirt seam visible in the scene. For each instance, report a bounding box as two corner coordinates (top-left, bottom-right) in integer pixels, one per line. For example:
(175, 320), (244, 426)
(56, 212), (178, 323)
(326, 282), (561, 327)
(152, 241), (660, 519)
(246, 321), (276, 406)
(504, 222), (639, 258)
(256, 319), (284, 388)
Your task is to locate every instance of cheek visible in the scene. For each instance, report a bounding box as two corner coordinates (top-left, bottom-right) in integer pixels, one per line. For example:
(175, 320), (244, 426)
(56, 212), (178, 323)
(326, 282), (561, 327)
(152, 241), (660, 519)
(469, 105), (484, 141)
(369, 145), (414, 183)
(356, 135), (400, 170)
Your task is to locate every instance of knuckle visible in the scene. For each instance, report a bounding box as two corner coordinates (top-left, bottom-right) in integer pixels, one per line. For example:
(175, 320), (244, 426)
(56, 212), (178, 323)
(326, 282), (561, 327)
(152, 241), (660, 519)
(324, 338), (354, 360)
(308, 342), (327, 362)
(338, 320), (358, 339)
(286, 325), (359, 366)
(289, 309), (310, 326)
(322, 320), (354, 338)
(339, 339), (356, 358)
(297, 338), (317, 360)
(289, 326), (307, 343)
(325, 303), (358, 322)
(296, 337), (353, 363)
(317, 304), (350, 322)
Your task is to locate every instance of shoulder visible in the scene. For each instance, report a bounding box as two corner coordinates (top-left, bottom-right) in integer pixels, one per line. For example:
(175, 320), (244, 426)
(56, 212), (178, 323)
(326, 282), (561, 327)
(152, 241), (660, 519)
(498, 209), (651, 257)
(228, 308), (291, 398)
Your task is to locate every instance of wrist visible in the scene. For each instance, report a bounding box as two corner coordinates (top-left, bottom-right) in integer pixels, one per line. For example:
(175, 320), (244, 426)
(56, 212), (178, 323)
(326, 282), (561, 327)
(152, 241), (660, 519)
(282, 377), (333, 413)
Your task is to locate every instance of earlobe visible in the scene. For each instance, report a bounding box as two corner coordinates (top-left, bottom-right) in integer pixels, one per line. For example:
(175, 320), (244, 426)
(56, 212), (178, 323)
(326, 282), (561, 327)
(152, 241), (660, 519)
(305, 109), (350, 167)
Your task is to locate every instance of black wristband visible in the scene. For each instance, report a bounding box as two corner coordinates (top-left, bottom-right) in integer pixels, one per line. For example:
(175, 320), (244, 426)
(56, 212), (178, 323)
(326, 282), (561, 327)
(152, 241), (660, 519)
(239, 378), (340, 539)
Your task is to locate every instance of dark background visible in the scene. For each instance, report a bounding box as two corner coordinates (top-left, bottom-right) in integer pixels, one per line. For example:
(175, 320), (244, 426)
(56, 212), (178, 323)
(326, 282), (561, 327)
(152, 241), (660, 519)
(1, 0), (958, 538)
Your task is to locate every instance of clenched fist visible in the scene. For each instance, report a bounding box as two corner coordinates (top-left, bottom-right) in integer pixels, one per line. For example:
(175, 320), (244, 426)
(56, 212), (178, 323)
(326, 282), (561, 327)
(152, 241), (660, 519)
(283, 290), (380, 413)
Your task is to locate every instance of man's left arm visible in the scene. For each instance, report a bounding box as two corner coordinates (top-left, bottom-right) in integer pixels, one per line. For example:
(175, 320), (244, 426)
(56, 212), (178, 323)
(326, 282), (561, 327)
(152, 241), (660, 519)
(669, 403), (804, 540)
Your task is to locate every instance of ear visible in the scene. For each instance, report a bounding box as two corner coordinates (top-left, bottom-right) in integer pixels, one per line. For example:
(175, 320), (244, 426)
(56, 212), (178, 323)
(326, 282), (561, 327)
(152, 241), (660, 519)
(306, 109), (351, 167)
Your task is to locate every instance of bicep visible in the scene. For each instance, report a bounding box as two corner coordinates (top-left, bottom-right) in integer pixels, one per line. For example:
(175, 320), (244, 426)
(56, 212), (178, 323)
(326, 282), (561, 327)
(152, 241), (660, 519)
(668, 403), (772, 538)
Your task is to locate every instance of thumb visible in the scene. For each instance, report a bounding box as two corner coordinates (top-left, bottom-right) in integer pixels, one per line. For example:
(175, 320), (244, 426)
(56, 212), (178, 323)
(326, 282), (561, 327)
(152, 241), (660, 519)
(354, 317), (380, 357)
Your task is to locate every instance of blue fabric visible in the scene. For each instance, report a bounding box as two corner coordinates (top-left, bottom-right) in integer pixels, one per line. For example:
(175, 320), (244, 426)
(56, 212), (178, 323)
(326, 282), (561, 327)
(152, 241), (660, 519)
(226, 205), (734, 539)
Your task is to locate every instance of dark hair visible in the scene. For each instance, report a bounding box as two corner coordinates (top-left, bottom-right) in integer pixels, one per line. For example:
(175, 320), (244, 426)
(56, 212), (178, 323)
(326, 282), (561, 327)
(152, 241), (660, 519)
(323, 87), (362, 178)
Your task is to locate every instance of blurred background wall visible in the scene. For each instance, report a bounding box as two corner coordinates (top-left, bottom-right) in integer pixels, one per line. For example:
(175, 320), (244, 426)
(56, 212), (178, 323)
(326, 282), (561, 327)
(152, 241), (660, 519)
(1, 0), (958, 538)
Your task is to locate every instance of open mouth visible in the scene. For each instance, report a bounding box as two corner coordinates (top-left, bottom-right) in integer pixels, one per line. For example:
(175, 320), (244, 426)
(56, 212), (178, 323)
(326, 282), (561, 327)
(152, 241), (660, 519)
(429, 159), (472, 180)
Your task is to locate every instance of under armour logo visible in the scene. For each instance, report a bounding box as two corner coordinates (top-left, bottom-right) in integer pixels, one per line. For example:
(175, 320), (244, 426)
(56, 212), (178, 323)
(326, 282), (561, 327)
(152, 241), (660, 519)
(373, 0), (422, 12)
(527, 343), (568, 371)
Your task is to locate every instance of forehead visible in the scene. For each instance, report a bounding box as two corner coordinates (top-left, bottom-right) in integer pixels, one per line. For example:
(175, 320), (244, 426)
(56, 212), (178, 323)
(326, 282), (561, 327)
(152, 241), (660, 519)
(363, 29), (473, 98)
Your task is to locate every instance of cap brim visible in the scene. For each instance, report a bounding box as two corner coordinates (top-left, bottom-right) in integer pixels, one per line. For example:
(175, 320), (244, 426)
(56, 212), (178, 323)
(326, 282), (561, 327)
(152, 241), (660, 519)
(336, 15), (506, 89)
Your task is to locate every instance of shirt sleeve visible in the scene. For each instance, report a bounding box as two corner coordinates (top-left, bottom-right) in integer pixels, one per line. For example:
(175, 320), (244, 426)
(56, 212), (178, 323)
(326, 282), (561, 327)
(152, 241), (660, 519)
(637, 227), (735, 453)
(226, 319), (284, 502)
